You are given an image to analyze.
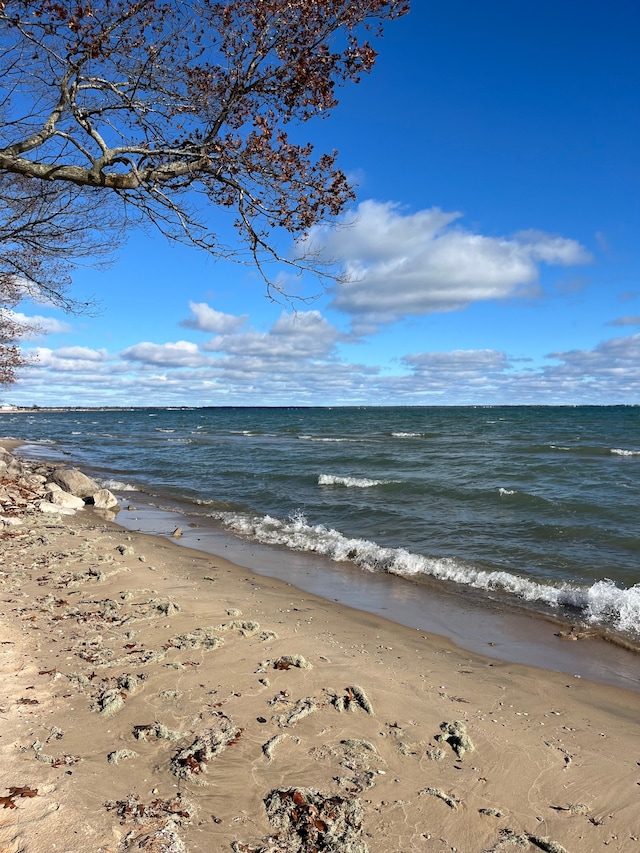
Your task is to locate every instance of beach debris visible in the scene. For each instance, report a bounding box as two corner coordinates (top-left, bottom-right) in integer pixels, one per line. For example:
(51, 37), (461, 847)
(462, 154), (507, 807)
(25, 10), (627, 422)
(116, 544), (135, 556)
(94, 673), (145, 716)
(29, 740), (81, 767)
(425, 746), (446, 761)
(107, 748), (139, 764)
(168, 627), (223, 650)
(257, 630), (278, 642)
(550, 802), (590, 816)
(214, 619), (260, 635)
(329, 685), (374, 715)
(122, 821), (187, 853)
(527, 836), (569, 853)
(482, 829), (530, 851)
(227, 608), (242, 616)
(133, 722), (188, 742)
(435, 720), (474, 758)
(274, 697), (318, 728)
(159, 690), (183, 702)
(262, 733), (300, 762)
(156, 600), (181, 616)
(479, 807), (505, 818)
(1, 786), (38, 809)
(341, 739), (376, 752)
(97, 688), (126, 717)
(554, 627), (597, 641)
(267, 654), (312, 670)
(310, 740), (383, 793)
(105, 793), (192, 823)
(232, 787), (368, 853)
(419, 787), (461, 810)
(105, 794), (192, 853)
(169, 715), (242, 785)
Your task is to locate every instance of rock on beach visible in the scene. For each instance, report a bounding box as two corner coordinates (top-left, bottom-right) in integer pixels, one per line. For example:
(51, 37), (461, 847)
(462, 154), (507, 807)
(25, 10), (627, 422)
(0, 449), (119, 525)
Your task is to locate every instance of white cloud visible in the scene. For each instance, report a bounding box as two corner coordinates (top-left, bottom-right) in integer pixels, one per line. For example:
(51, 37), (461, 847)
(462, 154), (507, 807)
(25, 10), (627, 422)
(5, 311), (72, 339)
(403, 349), (511, 375)
(301, 200), (592, 325)
(546, 333), (640, 379)
(180, 302), (248, 334)
(120, 341), (211, 368)
(28, 346), (110, 373)
(607, 315), (640, 327)
(203, 310), (342, 360)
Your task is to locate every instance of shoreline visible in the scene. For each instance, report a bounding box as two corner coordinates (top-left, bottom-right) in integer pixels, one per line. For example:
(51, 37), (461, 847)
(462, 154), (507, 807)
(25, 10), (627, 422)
(114, 495), (640, 693)
(9, 436), (640, 691)
(2, 439), (640, 852)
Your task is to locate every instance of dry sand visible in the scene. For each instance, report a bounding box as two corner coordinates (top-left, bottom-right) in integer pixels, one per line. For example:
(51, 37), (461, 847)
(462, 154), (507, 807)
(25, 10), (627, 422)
(1, 442), (639, 853)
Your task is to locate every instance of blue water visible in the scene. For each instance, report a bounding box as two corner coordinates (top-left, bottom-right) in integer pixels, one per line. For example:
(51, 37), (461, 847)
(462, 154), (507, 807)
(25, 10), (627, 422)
(2, 405), (639, 641)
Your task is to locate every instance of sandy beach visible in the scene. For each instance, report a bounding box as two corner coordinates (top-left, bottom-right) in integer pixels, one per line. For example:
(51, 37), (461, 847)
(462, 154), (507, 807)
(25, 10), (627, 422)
(1, 440), (639, 853)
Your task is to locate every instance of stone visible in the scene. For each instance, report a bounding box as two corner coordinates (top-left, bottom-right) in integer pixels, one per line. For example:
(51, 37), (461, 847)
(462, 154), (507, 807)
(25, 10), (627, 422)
(39, 500), (76, 515)
(48, 489), (85, 510)
(91, 489), (119, 510)
(52, 467), (100, 498)
(6, 459), (24, 478)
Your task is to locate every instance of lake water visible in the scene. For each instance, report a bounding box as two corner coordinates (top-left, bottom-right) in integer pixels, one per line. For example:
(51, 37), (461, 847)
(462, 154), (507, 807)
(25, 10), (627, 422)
(2, 406), (639, 654)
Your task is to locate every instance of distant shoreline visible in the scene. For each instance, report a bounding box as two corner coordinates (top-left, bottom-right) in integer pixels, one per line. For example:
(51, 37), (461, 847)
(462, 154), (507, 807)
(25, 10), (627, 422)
(1, 403), (638, 413)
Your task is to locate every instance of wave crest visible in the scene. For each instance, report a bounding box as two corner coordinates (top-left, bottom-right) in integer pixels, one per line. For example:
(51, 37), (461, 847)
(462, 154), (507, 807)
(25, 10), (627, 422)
(210, 509), (640, 637)
(318, 474), (392, 488)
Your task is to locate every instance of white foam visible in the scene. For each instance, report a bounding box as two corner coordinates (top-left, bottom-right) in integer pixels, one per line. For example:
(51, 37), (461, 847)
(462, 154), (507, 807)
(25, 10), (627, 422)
(498, 488), (516, 496)
(100, 478), (138, 492)
(611, 448), (640, 456)
(211, 509), (640, 637)
(392, 432), (422, 438)
(299, 435), (366, 443)
(318, 474), (391, 488)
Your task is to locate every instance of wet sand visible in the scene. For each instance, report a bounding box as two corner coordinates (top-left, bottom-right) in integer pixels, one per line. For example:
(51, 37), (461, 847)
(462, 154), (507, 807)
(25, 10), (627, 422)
(1, 440), (640, 853)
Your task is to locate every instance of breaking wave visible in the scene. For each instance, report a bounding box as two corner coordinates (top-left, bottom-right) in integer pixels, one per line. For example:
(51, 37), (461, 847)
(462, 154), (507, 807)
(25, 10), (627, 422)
(100, 478), (138, 492)
(210, 508), (640, 637)
(611, 448), (640, 456)
(299, 435), (368, 443)
(318, 474), (395, 488)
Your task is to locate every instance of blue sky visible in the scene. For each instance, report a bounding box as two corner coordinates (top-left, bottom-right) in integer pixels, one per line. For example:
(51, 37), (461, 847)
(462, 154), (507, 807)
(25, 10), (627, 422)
(6, 0), (640, 407)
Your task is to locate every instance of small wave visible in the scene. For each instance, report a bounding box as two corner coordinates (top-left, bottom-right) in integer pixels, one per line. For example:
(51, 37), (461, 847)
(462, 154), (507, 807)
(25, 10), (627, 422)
(498, 488), (516, 496)
(210, 509), (640, 636)
(318, 474), (393, 488)
(155, 428), (175, 433)
(392, 432), (422, 438)
(611, 448), (640, 457)
(299, 435), (368, 443)
(98, 479), (136, 493)
(100, 478), (138, 492)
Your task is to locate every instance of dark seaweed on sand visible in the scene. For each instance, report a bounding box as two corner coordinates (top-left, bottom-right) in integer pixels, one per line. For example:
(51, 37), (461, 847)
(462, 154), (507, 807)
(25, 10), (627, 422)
(232, 787), (368, 853)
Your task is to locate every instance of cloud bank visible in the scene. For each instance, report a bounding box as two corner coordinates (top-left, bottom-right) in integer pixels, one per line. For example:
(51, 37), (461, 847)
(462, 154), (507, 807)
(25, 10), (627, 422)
(301, 201), (592, 326)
